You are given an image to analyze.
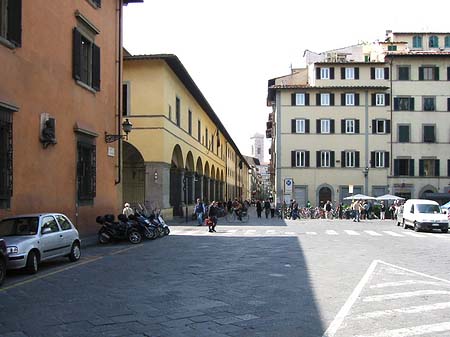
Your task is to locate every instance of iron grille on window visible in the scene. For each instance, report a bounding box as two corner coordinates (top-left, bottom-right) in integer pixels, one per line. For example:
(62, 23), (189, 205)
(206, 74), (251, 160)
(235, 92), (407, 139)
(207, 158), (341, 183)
(77, 141), (96, 202)
(0, 108), (13, 208)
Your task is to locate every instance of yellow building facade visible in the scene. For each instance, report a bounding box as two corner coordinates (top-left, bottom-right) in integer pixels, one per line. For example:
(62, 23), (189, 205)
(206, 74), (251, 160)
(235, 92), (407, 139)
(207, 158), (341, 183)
(123, 54), (248, 219)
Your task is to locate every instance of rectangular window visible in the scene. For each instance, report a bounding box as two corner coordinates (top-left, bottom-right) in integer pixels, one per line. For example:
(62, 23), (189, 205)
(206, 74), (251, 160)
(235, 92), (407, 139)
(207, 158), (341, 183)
(420, 159), (438, 177)
(296, 119), (305, 133)
(375, 93), (385, 106)
(0, 107), (13, 209)
(188, 110), (192, 135)
(295, 93), (305, 106)
(122, 83), (130, 116)
(321, 151), (331, 167)
(375, 68), (384, 79)
(0, 0), (21, 47)
(376, 120), (386, 134)
(345, 93), (355, 106)
(413, 35), (423, 48)
(77, 139), (96, 204)
(73, 28), (100, 91)
(394, 97), (414, 111)
(398, 66), (410, 80)
(395, 159), (414, 176)
(321, 68), (330, 79)
(295, 151), (306, 167)
(420, 66), (439, 81)
(175, 97), (181, 126)
(321, 119), (330, 133)
(398, 125), (410, 143)
(387, 45), (397, 51)
(197, 120), (201, 142)
(321, 93), (330, 106)
(423, 97), (435, 111)
(423, 125), (436, 143)
(345, 151), (355, 167)
(375, 151), (385, 168)
(345, 120), (355, 134)
(205, 128), (208, 147)
(345, 68), (355, 79)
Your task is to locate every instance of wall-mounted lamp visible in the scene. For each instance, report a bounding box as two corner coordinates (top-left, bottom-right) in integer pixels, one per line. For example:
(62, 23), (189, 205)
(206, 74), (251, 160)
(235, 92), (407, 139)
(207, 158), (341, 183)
(153, 170), (158, 182)
(105, 118), (133, 143)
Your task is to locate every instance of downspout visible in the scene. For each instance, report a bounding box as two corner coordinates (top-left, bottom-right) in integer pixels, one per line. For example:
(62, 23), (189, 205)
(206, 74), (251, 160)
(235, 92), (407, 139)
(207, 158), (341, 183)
(115, 0), (123, 185)
(389, 56), (393, 178)
(276, 90), (282, 208)
(365, 90), (369, 195)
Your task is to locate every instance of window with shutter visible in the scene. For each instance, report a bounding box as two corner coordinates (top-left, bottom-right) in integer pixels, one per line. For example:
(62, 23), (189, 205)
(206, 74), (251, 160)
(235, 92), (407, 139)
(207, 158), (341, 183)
(423, 125), (436, 143)
(73, 25), (101, 91)
(398, 125), (410, 143)
(0, 0), (22, 47)
(0, 106), (14, 209)
(398, 66), (410, 80)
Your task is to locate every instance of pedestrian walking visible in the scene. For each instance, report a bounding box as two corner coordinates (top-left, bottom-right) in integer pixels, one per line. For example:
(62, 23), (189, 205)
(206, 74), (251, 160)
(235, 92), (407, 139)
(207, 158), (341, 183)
(263, 199), (271, 219)
(380, 201), (386, 220)
(324, 200), (332, 219)
(207, 201), (218, 232)
(256, 200), (262, 218)
(270, 199), (276, 218)
(194, 198), (205, 226)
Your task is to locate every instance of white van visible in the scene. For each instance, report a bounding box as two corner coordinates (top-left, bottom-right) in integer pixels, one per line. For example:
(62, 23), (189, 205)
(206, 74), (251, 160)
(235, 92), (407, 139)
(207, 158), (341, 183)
(400, 199), (448, 233)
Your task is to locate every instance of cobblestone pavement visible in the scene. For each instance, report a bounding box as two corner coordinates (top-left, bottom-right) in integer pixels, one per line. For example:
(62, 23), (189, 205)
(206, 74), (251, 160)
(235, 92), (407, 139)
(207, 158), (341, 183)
(1, 209), (449, 337)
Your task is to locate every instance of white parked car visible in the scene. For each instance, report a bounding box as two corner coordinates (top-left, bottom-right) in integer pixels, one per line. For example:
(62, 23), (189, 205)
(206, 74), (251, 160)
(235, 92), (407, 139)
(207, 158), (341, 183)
(400, 199), (448, 233)
(0, 213), (81, 274)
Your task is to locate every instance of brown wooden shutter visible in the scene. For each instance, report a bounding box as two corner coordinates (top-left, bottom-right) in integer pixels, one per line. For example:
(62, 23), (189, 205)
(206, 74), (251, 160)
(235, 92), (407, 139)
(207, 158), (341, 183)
(384, 152), (389, 168)
(355, 93), (360, 106)
(355, 152), (360, 167)
(291, 151), (296, 167)
(305, 119), (310, 133)
(305, 93), (310, 106)
(341, 93), (346, 106)
(355, 120), (360, 133)
(341, 151), (345, 167)
(341, 68), (345, 79)
(384, 67), (389, 79)
(316, 93), (321, 106)
(291, 119), (296, 133)
(355, 67), (359, 79)
(341, 120), (345, 133)
(305, 151), (310, 167)
(7, 0), (22, 46)
(316, 68), (320, 79)
(72, 28), (82, 81)
(385, 93), (390, 106)
(92, 44), (101, 91)
(330, 93), (335, 106)
(330, 67), (335, 79)
(291, 93), (296, 106)
(330, 151), (335, 167)
(330, 120), (335, 134)
(370, 67), (375, 79)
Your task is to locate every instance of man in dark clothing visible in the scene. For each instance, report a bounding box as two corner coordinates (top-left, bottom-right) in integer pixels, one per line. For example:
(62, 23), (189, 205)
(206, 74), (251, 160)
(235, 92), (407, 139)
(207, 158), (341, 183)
(256, 200), (262, 218)
(227, 199), (233, 213)
(208, 201), (219, 232)
(263, 199), (271, 219)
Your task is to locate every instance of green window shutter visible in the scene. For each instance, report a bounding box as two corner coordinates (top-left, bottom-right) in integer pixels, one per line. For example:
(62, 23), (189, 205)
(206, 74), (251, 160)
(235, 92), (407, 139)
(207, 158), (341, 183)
(330, 93), (335, 106)
(355, 94), (360, 106)
(291, 93), (296, 106)
(355, 120), (360, 134)
(291, 151), (296, 167)
(384, 152), (389, 168)
(330, 151), (335, 167)
(330, 67), (335, 79)
(7, 0), (22, 47)
(341, 68), (345, 79)
(341, 151), (345, 167)
(305, 119), (310, 133)
(341, 93), (346, 106)
(372, 120), (376, 134)
(435, 159), (440, 176)
(386, 120), (391, 134)
(409, 159), (415, 176)
(419, 67), (424, 80)
(434, 67), (439, 80)
(72, 28), (82, 81)
(305, 151), (310, 167)
(370, 67), (375, 79)
(341, 119), (345, 133)
(316, 68), (320, 79)
(316, 151), (320, 167)
(291, 119), (296, 133)
(385, 93), (390, 106)
(355, 152), (360, 167)
(384, 68), (389, 79)
(305, 93), (310, 106)
(316, 93), (321, 106)
(371, 93), (376, 106)
(92, 44), (101, 91)
(355, 68), (359, 79)
(330, 119), (335, 134)
(370, 152), (375, 168)
(316, 120), (321, 133)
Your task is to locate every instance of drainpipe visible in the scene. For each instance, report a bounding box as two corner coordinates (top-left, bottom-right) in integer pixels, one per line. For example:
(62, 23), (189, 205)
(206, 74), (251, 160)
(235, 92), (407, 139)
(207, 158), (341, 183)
(115, 0), (124, 185)
(365, 90), (369, 195)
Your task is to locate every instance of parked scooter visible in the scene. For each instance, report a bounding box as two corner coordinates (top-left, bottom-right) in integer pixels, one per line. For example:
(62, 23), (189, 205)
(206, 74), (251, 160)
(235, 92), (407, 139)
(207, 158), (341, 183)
(137, 204), (170, 237)
(96, 214), (142, 244)
(129, 212), (157, 240)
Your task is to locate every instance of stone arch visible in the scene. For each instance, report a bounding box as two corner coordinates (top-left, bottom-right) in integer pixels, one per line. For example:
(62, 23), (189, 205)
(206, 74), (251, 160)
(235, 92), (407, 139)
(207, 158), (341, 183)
(185, 152), (195, 204)
(210, 165), (216, 202)
(419, 185), (437, 199)
(170, 145), (184, 215)
(317, 183), (334, 208)
(123, 142), (145, 207)
(194, 157), (203, 201)
(203, 162), (210, 202)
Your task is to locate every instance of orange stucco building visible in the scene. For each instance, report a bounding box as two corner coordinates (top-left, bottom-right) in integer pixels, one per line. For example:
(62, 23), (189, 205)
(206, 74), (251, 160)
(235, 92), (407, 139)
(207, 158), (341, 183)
(0, 0), (142, 235)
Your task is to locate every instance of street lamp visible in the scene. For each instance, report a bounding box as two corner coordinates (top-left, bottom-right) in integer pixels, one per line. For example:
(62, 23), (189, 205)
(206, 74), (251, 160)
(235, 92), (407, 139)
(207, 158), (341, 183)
(105, 118), (133, 143)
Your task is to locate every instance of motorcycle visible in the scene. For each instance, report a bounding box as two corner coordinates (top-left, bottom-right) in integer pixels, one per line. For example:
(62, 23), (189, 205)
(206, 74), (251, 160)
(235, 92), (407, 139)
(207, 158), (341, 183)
(137, 204), (170, 237)
(129, 212), (157, 240)
(96, 214), (142, 244)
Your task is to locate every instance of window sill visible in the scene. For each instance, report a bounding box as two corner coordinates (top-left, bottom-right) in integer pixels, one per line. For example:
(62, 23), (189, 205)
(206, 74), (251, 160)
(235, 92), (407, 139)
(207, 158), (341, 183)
(76, 80), (97, 94)
(0, 36), (16, 49)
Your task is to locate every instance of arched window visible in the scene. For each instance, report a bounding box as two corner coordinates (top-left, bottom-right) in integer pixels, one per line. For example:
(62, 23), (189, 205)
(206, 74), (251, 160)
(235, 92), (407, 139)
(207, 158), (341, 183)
(429, 35), (439, 48)
(445, 36), (450, 48)
(412, 35), (422, 49)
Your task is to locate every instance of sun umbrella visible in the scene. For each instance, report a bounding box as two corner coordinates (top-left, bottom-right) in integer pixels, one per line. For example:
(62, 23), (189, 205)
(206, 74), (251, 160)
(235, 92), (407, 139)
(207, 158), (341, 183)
(375, 194), (405, 201)
(343, 194), (376, 200)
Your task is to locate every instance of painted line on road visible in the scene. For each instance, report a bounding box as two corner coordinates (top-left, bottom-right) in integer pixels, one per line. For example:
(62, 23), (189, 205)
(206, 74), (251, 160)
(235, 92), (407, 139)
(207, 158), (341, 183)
(370, 279), (443, 288)
(266, 230), (277, 234)
(345, 230), (360, 236)
(306, 231), (317, 235)
(378, 260), (450, 285)
(363, 290), (450, 302)
(352, 301), (450, 320)
(0, 256), (103, 292)
(110, 244), (144, 255)
(326, 230), (338, 235)
(322, 260), (378, 337)
(364, 230), (382, 236)
(382, 231), (404, 237)
(285, 231), (296, 235)
(353, 321), (450, 337)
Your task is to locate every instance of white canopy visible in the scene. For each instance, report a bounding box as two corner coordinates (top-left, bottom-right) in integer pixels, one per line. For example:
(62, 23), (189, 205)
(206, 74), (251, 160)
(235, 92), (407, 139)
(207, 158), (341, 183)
(343, 194), (376, 200)
(375, 194), (406, 201)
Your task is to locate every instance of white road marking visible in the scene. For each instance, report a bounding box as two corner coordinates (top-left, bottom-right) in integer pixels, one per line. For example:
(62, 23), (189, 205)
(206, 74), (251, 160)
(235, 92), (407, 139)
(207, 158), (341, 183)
(378, 260), (450, 285)
(322, 260), (378, 337)
(226, 229), (238, 233)
(244, 230), (256, 235)
(353, 301), (450, 320)
(370, 280), (443, 288)
(266, 230), (277, 234)
(363, 290), (450, 302)
(353, 321), (450, 337)
(364, 230), (382, 236)
(306, 231), (317, 235)
(285, 231), (295, 235)
(326, 230), (339, 235)
(382, 231), (404, 237)
(345, 230), (360, 236)
(402, 232), (427, 237)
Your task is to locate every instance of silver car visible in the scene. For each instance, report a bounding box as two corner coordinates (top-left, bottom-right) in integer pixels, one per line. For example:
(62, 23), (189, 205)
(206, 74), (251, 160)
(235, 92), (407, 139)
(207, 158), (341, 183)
(0, 213), (81, 274)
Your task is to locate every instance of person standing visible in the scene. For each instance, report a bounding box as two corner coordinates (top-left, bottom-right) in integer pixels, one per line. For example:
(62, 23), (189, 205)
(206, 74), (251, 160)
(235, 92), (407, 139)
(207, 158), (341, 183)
(263, 199), (271, 219)
(194, 198), (205, 226)
(208, 201), (219, 232)
(270, 199), (276, 218)
(256, 200), (262, 218)
(324, 200), (332, 219)
(380, 201), (386, 220)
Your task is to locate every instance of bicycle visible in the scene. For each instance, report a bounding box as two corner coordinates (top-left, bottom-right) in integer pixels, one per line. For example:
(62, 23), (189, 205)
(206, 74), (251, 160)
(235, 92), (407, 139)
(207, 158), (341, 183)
(226, 209), (249, 223)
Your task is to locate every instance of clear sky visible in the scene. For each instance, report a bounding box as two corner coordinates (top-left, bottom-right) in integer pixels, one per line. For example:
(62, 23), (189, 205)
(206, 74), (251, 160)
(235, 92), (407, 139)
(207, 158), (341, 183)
(123, 0), (449, 162)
